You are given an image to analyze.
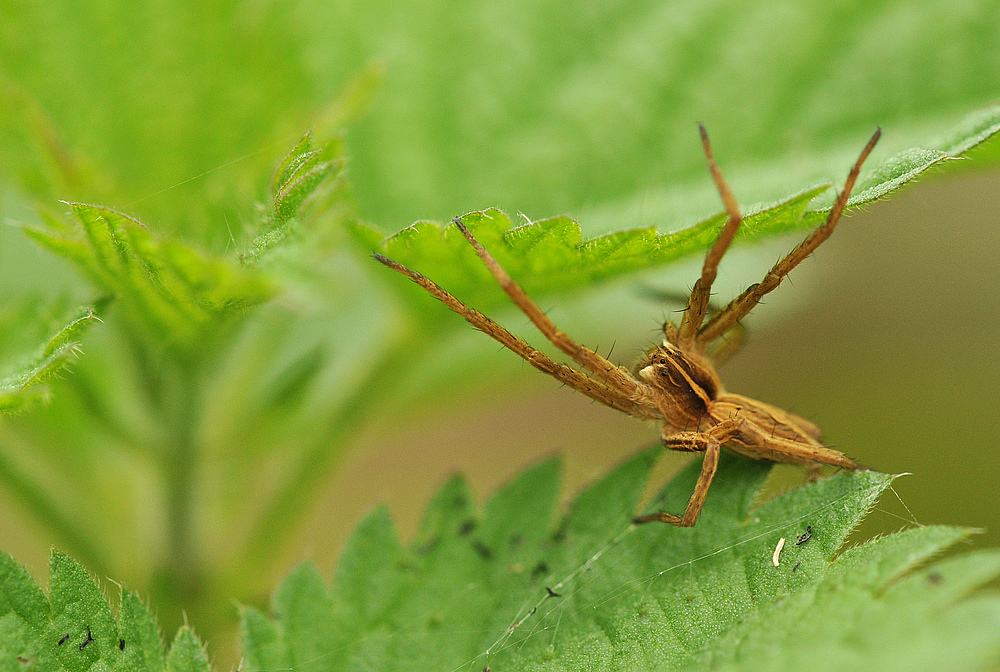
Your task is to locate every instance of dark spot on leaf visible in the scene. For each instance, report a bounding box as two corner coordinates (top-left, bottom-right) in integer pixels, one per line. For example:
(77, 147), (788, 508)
(545, 586), (561, 598)
(531, 562), (549, 580)
(58, 635), (69, 646)
(928, 572), (943, 585)
(395, 558), (420, 573)
(453, 492), (468, 508)
(551, 515), (570, 543)
(458, 519), (476, 536)
(793, 561), (801, 572)
(509, 533), (523, 549)
(472, 539), (494, 561)
(17, 657), (30, 664)
(416, 535), (440, 556)
(119, 639), (125, 651)
(796, 526), (813, 545)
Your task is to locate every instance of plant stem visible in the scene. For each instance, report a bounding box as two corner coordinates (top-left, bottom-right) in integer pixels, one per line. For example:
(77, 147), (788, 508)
(234, 327), (425, 580)
(165, 364), (202, 600)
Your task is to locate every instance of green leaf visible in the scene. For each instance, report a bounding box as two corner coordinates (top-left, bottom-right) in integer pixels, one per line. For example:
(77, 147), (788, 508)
(2, 0), (999, 238)
(0, 549), (192, 672)
(310, 3), (1000, 229)
(242, 454), (1000, 671)
(164, 629), (211, 672)
(4, 0), (1000, 659)
(363, 116), (997, 319)
(273, 142), (338, 220)
(18, 205), (274, 355)
(0, 303), (101, 413)
(119, 592), (166, 672)
(361, 188), (817, 316)
(242, 132), (345, 265)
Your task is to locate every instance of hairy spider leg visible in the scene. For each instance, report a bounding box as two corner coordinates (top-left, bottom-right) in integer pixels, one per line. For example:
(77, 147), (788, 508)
(635, 402), (858, 527)
(697, 128), (882, 345)
(452, 219), (660, 412)
(372, 253), (660, 419)
(632, 417), (744, 527)
(705, 321), (747, 365)
(677, 124), (746, 351)
(647, 288), (748, 365)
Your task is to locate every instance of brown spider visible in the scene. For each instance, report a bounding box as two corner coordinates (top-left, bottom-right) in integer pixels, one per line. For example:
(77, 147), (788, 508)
(374, 125), (881, 527)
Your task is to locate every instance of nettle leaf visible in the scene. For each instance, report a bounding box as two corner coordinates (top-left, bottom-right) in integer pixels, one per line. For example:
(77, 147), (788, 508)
(242, 132), (345, 265)
(241, 453), (1000, 671)
(2, 0), (999, 234)
(358, 187), (822, 316)
(0, 304), (101, 413)
(360, 114), (999, 317)
(0, 549), (202, 672)
(271, 132), (340, 218)
(309, 2), (1000, 228)
(18, 204), (274, 354)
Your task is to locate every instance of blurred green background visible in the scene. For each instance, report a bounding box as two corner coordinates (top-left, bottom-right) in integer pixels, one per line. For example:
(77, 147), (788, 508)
(1, 0), (999, 668)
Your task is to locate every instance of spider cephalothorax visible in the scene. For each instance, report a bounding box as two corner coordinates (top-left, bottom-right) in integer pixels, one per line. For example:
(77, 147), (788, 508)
(634, 342), (720, 431)
(375, 124), (879, 527)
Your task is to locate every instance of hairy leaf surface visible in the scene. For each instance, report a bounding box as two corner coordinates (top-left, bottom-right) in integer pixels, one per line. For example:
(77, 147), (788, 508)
(0, 304), (101, 413)
(18, 205), (274, 355)
(0, 550), (205, 672)
(242, 454), (1000, 671)
(361, 114), (999, 317)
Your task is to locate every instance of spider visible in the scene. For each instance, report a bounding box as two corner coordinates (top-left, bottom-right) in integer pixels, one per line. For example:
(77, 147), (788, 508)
(374, 124), (881, 527)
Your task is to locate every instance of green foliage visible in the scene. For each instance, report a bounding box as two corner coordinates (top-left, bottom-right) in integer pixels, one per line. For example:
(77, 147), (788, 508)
(2, 0), (1000, 665)
(353, 189), (822, 316)
(0, 549), (209, 672)
(240, 132), (346, 265)
(4, 1), (1000, 236)
(358, 109), (1000, 318)
(0, 303), (101, 413)
(18, 205), (273, 356)
(271, 133), (343, 224)
(0, 132), (351, 641)
(9, 459), (1000, 672)
(317, 0), (1000, 229)
(1, 105), (999, 670)
(240, 453), (1000, 671)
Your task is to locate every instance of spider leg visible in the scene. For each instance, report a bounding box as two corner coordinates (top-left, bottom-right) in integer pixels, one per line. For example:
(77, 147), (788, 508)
(452, 219), (657, 407)
(645, 287), (745, 363)
(705, 321), (747, 366)
(677, 124), (745, 351)
(632, 417), (744, 527)
(373, 253), (661, 419)
(697, 128), (881, 345)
